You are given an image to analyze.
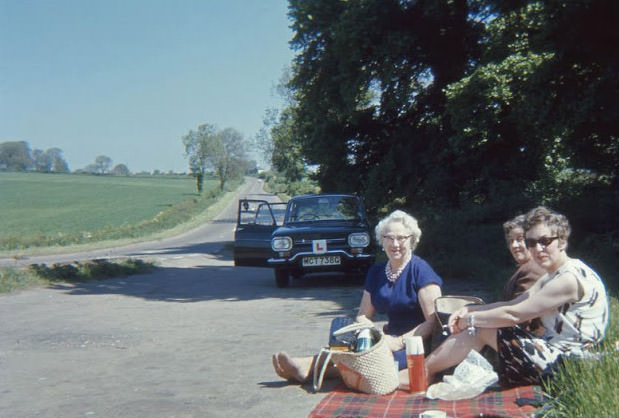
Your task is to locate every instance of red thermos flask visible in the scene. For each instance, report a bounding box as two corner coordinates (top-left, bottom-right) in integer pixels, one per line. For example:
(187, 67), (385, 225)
(405, 336), (427, 394)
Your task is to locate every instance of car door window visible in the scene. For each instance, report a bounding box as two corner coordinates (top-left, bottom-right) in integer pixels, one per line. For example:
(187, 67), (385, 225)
(255, 203), (275, 226)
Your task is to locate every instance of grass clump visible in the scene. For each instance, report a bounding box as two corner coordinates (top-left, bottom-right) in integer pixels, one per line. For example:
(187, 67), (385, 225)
(0, 258), (154, 293)
(29, 259), (154, 282)
(540, 294), (618, 417)
(0, 267), (47, 293)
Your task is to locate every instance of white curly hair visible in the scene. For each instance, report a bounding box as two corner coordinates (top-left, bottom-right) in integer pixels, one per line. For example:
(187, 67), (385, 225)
(374, 209), (422, 252)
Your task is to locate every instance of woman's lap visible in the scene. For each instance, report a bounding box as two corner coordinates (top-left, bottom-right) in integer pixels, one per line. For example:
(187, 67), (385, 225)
(497, 326), (563, 387)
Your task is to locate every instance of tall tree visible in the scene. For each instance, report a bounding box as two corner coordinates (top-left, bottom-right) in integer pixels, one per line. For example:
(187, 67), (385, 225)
(111, 163), (130, 176)
(287, 0), (481, 211)
(32, 147), (70, 173)
(183, 123), (217, 193)
(32, 148), (52, 172)
(94, 155), (112, 175)
(0, 141), (32, 171)
(183, 124), (248, 193)
(260, 107), (307, 182)
(211, 127), (247, 191)
(284, 0), (618, 214)
(47, 148), (70, 173)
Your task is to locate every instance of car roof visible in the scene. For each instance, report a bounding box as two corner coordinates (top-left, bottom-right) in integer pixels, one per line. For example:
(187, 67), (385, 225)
(290, 193), (358, 200)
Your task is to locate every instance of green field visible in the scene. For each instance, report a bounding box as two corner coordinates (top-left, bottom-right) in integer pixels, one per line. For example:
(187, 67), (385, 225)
(0, 172), (222, 250)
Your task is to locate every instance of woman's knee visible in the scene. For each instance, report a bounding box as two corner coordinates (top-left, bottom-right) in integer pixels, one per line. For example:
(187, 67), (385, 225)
(478, 328), (498, 351)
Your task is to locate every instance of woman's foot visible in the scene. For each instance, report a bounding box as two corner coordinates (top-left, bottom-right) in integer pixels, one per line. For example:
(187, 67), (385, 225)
(272, 352), (312, 383)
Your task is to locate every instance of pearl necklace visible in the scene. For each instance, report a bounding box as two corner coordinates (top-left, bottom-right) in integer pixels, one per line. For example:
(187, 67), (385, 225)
(385, 257), (411, 282)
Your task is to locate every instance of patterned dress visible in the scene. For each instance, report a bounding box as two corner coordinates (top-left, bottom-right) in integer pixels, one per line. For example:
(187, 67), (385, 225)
(497, 258), (609, 387)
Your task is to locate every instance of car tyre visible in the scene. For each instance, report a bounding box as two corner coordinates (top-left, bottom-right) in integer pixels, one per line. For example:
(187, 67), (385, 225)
(275, 268), (290, 288)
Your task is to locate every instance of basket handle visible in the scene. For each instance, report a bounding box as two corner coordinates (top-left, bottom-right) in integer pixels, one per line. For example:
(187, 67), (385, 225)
(312, 347), (333, 393)
(332, 315), (375, 336)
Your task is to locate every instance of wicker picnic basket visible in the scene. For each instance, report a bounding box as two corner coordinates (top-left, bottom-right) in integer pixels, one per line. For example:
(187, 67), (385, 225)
(312, 319), (399, 395)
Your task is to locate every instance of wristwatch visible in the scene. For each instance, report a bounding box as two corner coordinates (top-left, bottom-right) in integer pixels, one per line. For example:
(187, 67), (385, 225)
(466, 314), (477, 336)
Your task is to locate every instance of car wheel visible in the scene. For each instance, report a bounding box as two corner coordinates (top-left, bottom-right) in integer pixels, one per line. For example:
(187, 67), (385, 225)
(275, 269), (290, 288)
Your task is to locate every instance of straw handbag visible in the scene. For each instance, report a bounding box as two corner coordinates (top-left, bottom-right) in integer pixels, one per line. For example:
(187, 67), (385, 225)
(312, 318), (399, 395)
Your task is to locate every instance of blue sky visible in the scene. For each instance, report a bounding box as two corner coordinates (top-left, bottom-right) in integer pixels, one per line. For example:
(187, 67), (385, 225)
(0, 0), (295, 173)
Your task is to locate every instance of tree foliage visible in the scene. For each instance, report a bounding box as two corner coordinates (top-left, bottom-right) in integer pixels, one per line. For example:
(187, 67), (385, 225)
(111, 163), (130, 176)
(182, 124), (249, 193)
(32, 147), (70, 173)
(279, 0), (618, 218)
(48, 148), (70, 173)
(0, 141), (69, 173)
(0, 141), (33, 171)
(94, 155), (113, 175)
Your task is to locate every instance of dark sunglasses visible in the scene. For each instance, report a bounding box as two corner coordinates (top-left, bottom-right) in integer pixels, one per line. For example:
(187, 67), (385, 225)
(525, 236), (559, 249)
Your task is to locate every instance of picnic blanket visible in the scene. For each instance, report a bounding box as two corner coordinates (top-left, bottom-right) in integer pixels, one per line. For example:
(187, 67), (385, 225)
(308, 385), (544, 418)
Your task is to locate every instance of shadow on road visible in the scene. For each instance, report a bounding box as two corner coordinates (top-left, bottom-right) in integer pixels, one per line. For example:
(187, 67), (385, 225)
(124, 241), (234, 259)
(46, 246), (365, 317)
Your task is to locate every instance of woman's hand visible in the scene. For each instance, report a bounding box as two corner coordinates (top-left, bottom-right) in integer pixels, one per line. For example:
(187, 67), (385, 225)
(448, 307), (469, 334)
(383, 334), (405, 352)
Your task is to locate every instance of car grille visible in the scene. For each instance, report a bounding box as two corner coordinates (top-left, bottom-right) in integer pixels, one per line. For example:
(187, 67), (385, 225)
(294, 237), (347, 246)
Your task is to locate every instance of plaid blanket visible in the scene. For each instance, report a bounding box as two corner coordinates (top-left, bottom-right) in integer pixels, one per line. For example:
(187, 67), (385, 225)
(308, 385), (544, 418)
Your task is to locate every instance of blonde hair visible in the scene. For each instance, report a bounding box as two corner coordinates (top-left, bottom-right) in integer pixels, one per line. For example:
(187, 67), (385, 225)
(375, 210), (422, 251)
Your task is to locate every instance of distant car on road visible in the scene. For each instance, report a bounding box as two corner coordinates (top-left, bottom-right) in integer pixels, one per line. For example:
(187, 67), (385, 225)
(234, 194), (375, 287)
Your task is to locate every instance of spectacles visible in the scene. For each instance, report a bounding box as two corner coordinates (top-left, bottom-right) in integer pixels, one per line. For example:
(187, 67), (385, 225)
(525, 236), (559, 249)
(382, 235), (411, 243)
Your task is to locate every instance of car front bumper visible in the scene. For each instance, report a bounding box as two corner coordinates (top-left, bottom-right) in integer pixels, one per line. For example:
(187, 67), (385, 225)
(268, 250), (374, 273)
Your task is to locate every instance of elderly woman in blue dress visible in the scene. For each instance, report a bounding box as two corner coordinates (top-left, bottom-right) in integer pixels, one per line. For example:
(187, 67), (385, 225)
(272, 210), (443, 382)
(425, 206), (609, 387)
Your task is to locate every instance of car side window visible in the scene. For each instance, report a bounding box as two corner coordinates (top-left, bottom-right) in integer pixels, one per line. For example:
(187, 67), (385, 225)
(255, 204), (275, 226)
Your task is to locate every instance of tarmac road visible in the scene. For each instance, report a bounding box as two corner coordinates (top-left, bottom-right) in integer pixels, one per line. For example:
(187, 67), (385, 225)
(0, 177), (369, 418)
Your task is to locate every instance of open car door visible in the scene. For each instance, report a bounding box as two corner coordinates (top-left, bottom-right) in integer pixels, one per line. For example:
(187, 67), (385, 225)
(233, 199), (286, 267)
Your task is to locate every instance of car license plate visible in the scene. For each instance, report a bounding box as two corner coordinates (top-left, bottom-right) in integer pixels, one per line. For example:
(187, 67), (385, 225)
(302, 255), (341, 267)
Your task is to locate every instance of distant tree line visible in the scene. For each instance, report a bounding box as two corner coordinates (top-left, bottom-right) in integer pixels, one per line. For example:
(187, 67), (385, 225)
(75, 155), (130, 176)
(0, 141), (69, 173)
(261, 0), (617, 222)
(0, 141), (133, 176)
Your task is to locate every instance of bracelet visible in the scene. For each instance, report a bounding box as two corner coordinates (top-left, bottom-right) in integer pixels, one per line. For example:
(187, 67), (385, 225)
(467, 314), (477, 336)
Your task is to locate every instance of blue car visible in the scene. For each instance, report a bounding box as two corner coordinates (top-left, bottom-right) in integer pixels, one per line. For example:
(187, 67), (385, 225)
(234, 194), (375, 287)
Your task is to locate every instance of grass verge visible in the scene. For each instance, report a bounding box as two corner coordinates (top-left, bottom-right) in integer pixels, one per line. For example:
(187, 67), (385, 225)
(0, 258), (154, 294)
(540, 293), (618, 417)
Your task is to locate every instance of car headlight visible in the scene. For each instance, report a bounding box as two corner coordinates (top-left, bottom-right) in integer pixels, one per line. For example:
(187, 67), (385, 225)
(348, 232), (370, 247)
(271, 236), (293, 251)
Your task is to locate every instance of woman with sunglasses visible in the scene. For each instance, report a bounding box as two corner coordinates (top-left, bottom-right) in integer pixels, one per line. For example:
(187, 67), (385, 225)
(425, 206), (609, 388)
(272, 210), (443, 383)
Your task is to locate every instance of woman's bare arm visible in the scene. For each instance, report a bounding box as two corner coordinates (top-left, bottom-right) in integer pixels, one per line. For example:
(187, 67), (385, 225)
(357, 290), (376, 320)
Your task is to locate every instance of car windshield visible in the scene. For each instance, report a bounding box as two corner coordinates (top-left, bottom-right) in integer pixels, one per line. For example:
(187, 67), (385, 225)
(287, 196), (363, 222)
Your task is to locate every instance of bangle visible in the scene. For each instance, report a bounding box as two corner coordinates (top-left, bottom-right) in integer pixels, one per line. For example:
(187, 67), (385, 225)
(467, 314), (477, 336)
